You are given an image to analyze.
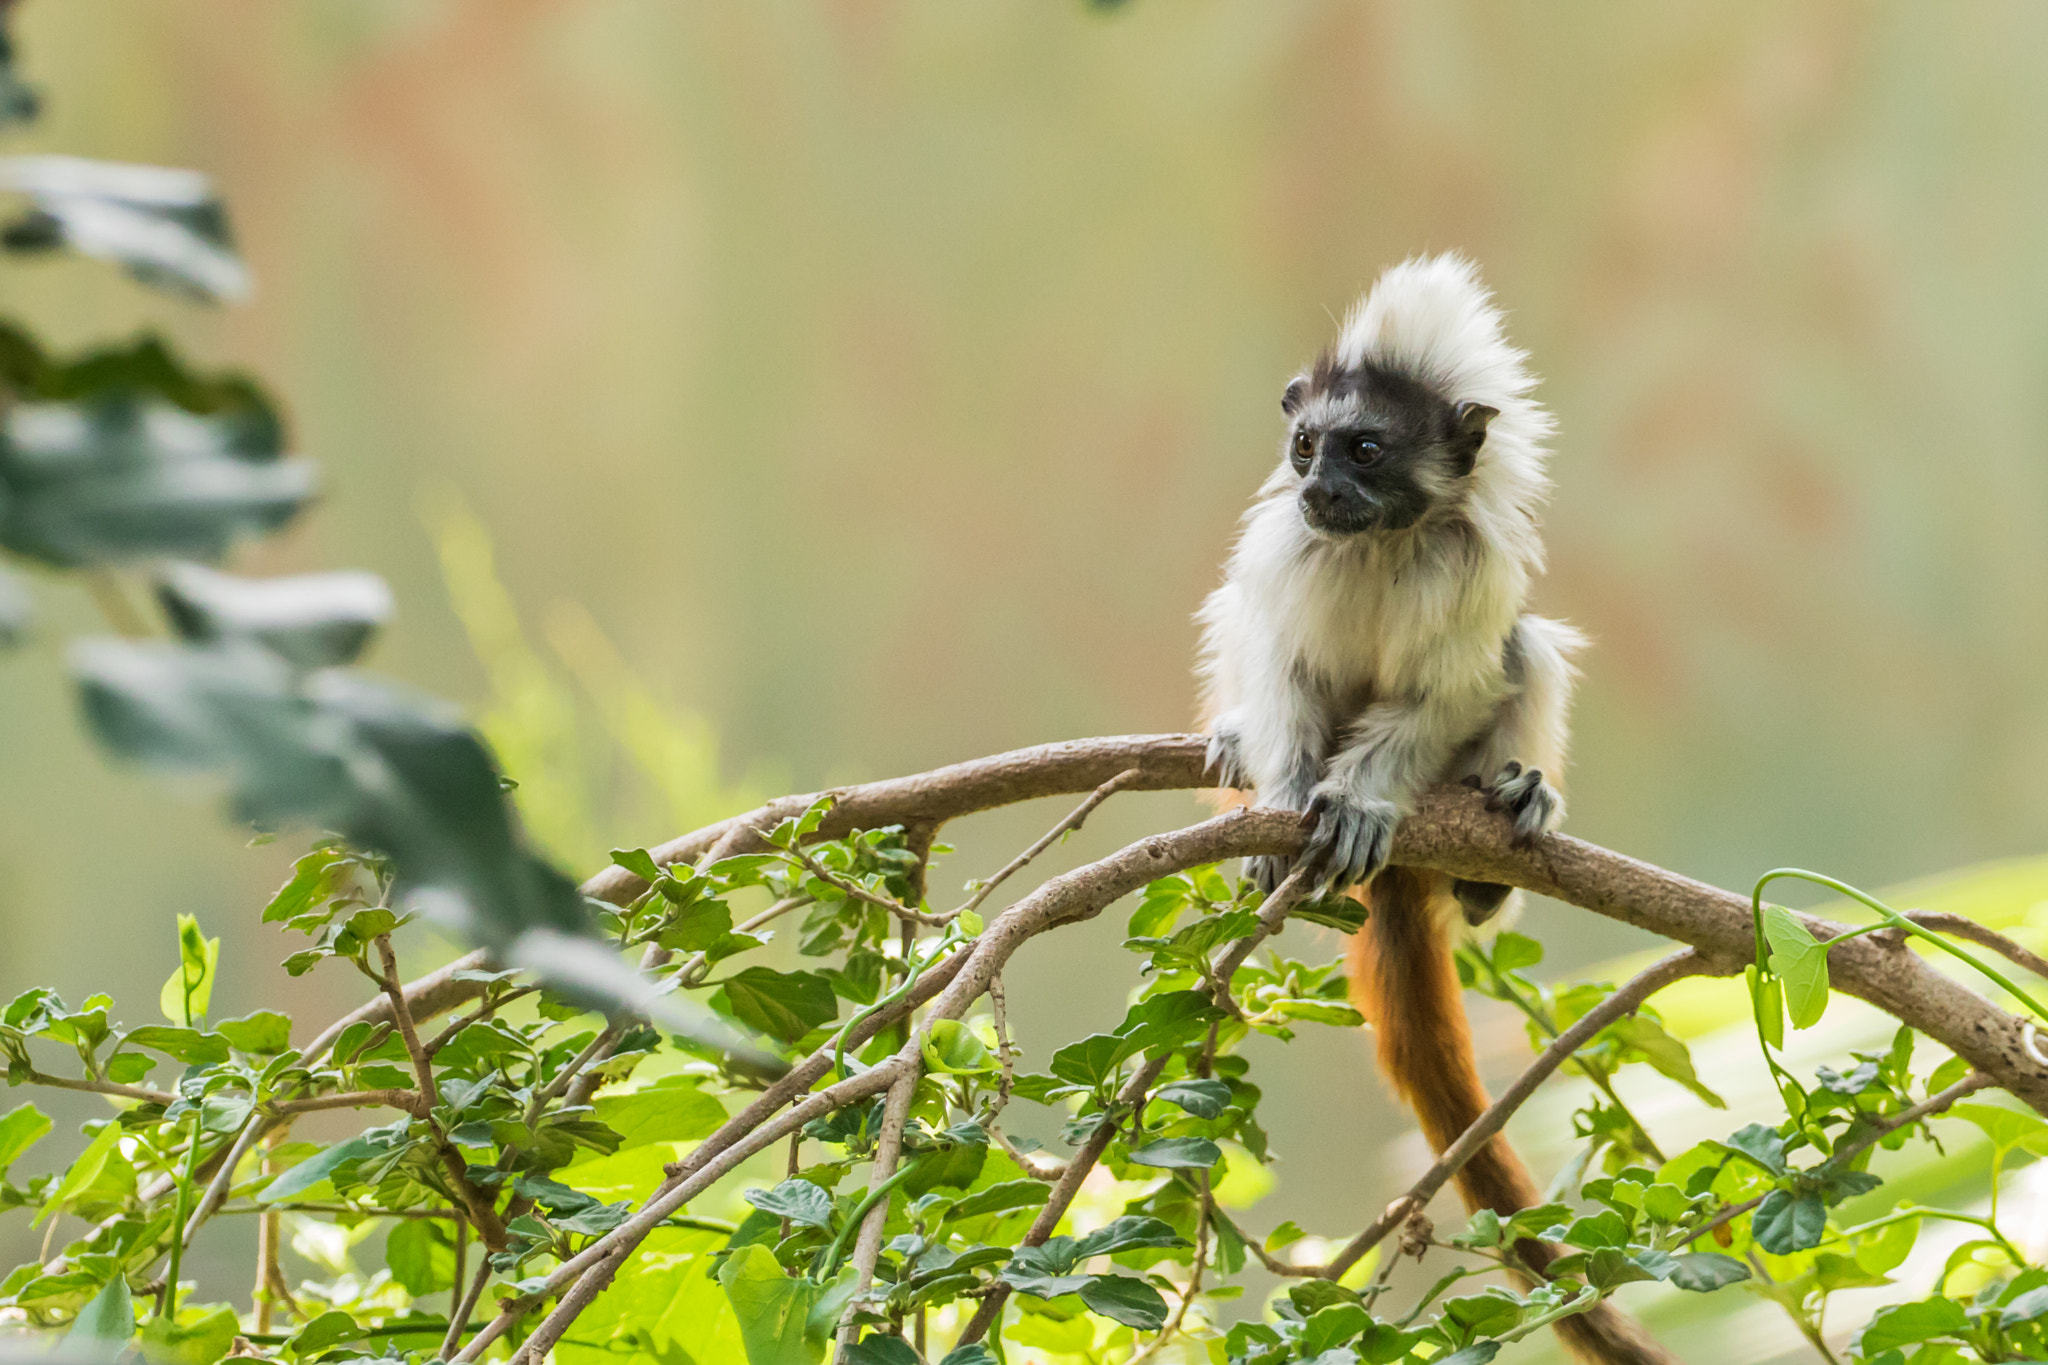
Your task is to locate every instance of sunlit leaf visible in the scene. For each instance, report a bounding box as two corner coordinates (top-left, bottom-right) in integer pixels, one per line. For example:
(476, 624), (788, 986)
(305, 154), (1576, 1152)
(1761, 905), (1829, 1029)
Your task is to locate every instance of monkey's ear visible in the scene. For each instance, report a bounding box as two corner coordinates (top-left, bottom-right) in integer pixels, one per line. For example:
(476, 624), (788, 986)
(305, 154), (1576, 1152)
(1281, 377), (1308, 416)
(1449, 401), (1498, 471)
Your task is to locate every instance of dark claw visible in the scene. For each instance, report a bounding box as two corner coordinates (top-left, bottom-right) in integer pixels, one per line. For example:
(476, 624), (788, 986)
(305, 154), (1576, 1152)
(1297, 790), (1398, 891)
(1479, 762), (1560, 845)
(1205, 728), (1249, 790)
(1244, 854), (1287, 896)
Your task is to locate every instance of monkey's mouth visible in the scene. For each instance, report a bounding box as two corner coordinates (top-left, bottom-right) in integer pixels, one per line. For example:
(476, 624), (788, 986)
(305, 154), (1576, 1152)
(1299, 497), (1384, 537)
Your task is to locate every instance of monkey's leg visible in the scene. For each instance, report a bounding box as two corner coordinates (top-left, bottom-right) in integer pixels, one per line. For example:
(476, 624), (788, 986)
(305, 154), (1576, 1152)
(1211, 679), (1335, 893)
(1455, 615), (1579, 923)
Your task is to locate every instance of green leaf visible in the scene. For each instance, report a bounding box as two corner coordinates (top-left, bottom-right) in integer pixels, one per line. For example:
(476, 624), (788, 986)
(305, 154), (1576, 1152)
(1265, 1220), (1306, 1252)
(64, 1274), (134, 1347)
(718, 1242), (828, 1365)
(945, 1179), (1052, 1223)
(1751, 1190), (1828, 1255)
(1746, 965), (1784, 1051)
(1853, 1297), (1969, 1353)
(1, 156), (251, 302)
(1155, 1079), (1232, 1119)
(1077, 1274), (1169, 1330)
(0, 387), (308, 568)
(0, 1101), (51, 1177)
(1491, 932), (1544, 972)
(213, 1009), (292, 1054)
(921, 1019), (995, 1074)
(137, 1305), (238, 1365)
(156, 561), (390, 669)
(1608, 1014), (1726, 1108)
(744, 1179), (836, 1230)
(286, 1310), (362, 1357)
(258, 1134), (376, 1204)
(387, 1219), (455, 1295)
(842, 1337), (919, 1365)
(261, 845), (356, 923)
(1125, 1137), (1221, 1170)
(610, 848), (662, 884)
(1952, 1102), (2048, 1157)
(1301, 1303), (1370, 1355)
(1070, 1216), (1189, 1259)
(1559, 1210), (1630, 1250)
(717, 968), (838, 1044)
(1761, 905), (1829, 1029)
(124, 1026), (230, 1065)
(34, 1120), (123, 1227)
(593, 1080), (727, 1148)
(158, 913), (218, 1026)
(937, 1346), (997, 1365)
(1432, 1346), (1501, 1365)
(1719, 1123), (1789, 1176)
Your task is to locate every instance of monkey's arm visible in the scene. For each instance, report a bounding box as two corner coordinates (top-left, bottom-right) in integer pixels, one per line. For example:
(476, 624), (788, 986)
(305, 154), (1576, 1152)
(1298, 691), (1483, 890)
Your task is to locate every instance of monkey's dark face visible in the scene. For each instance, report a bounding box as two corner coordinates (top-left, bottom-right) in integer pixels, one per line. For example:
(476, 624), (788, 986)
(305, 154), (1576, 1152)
(1280, 361), (1495, 538)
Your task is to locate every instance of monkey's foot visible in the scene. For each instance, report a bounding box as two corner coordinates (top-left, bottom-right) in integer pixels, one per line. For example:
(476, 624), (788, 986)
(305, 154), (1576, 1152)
(1298, 788), (1399, 891)
(1461, 760), (1560, 845)
(1204, 726), (1250, 791)
(1244, 854), (1289, 896)
(1452, 878), (1515, 927)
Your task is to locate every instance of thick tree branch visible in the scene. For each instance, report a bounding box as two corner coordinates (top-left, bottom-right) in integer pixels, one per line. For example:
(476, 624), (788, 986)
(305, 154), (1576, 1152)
(580, 735), (1211, 904)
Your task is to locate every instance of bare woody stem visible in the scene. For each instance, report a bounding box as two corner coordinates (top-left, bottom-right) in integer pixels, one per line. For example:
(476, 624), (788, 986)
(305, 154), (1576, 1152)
(836, 1055), (926, 1349)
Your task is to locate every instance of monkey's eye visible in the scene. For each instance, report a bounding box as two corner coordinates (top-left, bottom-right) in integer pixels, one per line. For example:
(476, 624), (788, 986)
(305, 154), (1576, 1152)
(1350, 436), (1383, 465)
(1290, 429), (1314, 466)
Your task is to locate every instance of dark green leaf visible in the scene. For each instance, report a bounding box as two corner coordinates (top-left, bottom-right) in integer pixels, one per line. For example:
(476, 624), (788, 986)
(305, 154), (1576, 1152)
(1070, 1216), (1189, 1259)
(945, 1180), (1051, 1222)
(842, 1336), (919, 1365)
(1077, 1274), (1169, 1330)
(1125, 1137), (1221, 1170)
(937, 1346), (997, 1365)
(744, 1179), (836, 1230)
(1, 156), (251, 301)
(156, 562), (390, 670)
(1752, 1190), (1828, 1255)
(1667, 1252), (1751, 1292)
(1719, 1123), (1788, 1176)
(1156, 1079), (1231, 1119)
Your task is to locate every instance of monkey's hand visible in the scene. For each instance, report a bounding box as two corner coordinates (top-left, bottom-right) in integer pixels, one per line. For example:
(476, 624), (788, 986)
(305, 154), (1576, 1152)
(1204, 723), (1251, 791)
(1296, 787), (1400, 891)
(1464, 760), (1562, 845)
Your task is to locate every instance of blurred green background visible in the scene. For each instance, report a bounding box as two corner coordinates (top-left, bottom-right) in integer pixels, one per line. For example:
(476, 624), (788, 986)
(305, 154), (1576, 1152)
(3, 3), (2047, 1358)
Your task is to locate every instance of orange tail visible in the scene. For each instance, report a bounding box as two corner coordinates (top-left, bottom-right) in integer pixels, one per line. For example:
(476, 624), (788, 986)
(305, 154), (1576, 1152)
(1348, 867), (1675, 1365)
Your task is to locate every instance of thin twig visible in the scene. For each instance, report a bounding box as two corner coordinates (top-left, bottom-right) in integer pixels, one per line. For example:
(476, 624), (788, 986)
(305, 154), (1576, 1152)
(838, 1054), (925, 1347)
(268, 1089), (425, 1117)
(22, 1071), (174, 1105)
(424, 986), (539, 1058)
(440, 1258), (492, 1361)
(1324, 946), (1726, 1279)
(952, 767), (1143, 921)
(983, 973), (1016, 1123)
(789, 843), (953, 927)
